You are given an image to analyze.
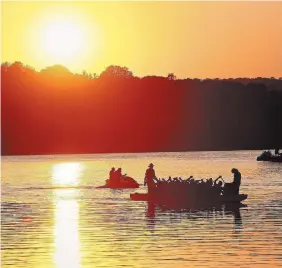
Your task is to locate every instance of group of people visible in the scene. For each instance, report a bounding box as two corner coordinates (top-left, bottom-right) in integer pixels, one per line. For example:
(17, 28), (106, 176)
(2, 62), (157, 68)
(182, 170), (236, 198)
(108, 167), (124, 184)
(106, 163), (242, 195)
(144, 163), (242, 197)
(275, 148), (281, 156)
(106, 167), (140, 188)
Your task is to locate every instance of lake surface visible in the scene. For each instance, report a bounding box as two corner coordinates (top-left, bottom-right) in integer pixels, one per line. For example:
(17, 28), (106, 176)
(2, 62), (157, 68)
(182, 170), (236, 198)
(1, 151), (282, 268)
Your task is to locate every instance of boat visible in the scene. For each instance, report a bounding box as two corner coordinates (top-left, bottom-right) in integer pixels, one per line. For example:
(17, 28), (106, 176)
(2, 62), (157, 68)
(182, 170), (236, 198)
(97, 176), (140, 189)
(269, 156), (282, 162)
(130, 192), (248, 205)
(148, 199), (247, 212)
(257, 150), (272, 161)
(257, 151), (282, 162)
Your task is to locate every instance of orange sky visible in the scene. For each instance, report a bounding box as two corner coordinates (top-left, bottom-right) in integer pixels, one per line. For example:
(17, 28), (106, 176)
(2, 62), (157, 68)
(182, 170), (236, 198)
(1, 1), (282, 78)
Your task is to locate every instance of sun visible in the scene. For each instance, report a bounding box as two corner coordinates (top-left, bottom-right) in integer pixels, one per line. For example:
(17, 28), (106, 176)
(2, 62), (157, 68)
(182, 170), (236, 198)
(42, 19), (85, 63)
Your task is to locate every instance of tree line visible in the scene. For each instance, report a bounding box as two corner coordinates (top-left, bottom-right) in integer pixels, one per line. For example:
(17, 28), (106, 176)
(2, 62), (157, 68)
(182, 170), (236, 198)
(1, 61), (282, 155)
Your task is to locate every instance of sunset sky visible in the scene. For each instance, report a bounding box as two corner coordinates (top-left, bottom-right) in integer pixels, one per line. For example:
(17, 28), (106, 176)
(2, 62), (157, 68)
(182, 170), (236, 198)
(1, 1), (282, 78)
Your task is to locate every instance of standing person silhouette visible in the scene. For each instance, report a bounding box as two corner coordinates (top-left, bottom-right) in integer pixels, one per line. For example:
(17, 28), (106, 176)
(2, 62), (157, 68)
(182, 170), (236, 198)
(144, 163), (157, 196)
(231, 168), (241, 195)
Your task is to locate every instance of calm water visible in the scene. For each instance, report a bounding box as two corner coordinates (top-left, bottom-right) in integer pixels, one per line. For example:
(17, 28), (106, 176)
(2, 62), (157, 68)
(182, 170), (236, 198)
(1, 151), (282, 268)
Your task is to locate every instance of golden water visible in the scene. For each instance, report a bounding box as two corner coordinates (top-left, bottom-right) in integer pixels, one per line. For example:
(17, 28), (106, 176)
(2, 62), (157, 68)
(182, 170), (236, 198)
(1, 151), (282, 268)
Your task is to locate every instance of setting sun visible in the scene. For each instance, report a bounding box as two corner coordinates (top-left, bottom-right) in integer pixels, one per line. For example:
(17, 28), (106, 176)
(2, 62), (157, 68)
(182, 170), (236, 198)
(1, 2), (282, 268)
(41, 19), (86, 64)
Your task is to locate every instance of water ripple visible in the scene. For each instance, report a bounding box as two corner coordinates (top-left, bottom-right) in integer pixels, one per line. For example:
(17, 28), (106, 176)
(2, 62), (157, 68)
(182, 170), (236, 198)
(1, 151), (282, 268)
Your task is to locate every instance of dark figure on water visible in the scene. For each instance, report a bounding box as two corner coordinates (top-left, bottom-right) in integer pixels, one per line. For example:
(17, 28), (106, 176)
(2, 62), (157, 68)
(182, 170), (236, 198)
(231, 168), (241, 195)
(115, 168), (122, 182)
(223, 168), (241, 195)
(144, 163), (157, 195)
(109, 167), (115, 181)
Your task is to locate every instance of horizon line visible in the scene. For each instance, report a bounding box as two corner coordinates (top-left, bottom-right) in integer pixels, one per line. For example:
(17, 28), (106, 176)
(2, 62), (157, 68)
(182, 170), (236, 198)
(2, 61), (282, 80)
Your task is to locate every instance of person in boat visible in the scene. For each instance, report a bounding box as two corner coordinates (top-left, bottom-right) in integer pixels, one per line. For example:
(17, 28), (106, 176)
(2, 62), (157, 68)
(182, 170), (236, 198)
(144, 163), (157, 195)
(185, 176), (193, 183)
(213, 176), (223, 195)
(106, 167), (116, 186)
(214, 180), (223, 195)
(223, 169), (241, 195)
(231, 168), (241, 195)
(109, 167), (115, 181)
(207, 178), (213, 187)
(114, 168), (123, 183)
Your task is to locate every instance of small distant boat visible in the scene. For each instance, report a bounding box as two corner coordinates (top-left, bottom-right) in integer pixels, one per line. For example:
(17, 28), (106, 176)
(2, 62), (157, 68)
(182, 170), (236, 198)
(257, 151), (282, 162)
(130, 192), (248, 205)
(97, 176), (139, 189)
(269, 156), (282, 162)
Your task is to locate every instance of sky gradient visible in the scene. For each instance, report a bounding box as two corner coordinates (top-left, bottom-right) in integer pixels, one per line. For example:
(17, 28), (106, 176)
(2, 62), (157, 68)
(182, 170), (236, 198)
(2, 1), (282, 78)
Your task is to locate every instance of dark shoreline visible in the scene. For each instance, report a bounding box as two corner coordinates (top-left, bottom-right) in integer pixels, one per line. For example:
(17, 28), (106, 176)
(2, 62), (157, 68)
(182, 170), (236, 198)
(2, 63), (282, 156)
(1, 147), (268, 157)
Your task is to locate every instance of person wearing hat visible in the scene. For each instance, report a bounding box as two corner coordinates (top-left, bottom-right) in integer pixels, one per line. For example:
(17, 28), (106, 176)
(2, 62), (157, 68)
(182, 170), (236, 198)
(231, 168), (241, 195)
(144, 163), (157, 195)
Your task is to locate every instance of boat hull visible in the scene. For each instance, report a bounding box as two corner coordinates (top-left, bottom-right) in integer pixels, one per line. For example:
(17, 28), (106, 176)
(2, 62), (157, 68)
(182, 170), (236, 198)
(257, 152), (282, 162)
(97, 177), (140, 189)
(269, 157), (282, 162)
(97, 184), (139, 189)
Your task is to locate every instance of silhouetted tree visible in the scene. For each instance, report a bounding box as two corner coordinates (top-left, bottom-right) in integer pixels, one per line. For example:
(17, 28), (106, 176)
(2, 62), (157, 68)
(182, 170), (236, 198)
(82, 70), (88, 77)
(40, 65), (71, 76)
(99, 65), (133, 78)
(1, 61), (282, 155)
(1, 62), (11, 73)
(82, 70), (98, 79)
(167, 73), (176, 80)
(89, 73), (98, 79)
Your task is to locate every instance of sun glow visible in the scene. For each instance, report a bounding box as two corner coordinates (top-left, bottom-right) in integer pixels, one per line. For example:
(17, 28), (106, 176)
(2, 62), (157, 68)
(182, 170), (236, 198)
(42, 20), (86, 61)
(52, 163), (83, 186)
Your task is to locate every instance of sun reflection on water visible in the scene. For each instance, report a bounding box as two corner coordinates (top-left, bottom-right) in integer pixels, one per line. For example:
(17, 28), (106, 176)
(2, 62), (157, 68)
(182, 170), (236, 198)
(52, 162), (83, 186)
(52, 162), (83, 268)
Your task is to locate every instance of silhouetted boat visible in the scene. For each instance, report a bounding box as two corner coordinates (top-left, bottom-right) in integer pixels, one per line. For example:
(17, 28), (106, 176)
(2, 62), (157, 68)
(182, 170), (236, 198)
(130, 192), (248, 205)
(97, 176), (139, 189)
(269, 156), (282, 162)
(257, 151), (282, 162)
